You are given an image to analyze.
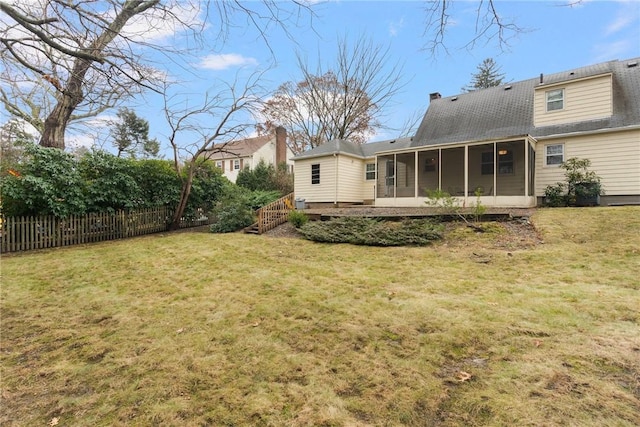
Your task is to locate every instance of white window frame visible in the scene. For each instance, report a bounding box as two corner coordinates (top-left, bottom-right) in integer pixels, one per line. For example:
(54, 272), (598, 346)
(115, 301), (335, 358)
(546, 89), (564, 112)
(233, 159), (240, 170)
(215, 161), (223, 169)
(545, 143), (564, 166)
(365, 163), (376, 180)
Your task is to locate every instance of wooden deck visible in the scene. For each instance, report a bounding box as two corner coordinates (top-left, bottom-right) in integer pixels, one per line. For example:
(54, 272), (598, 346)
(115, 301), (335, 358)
(301, 206), (536, 221)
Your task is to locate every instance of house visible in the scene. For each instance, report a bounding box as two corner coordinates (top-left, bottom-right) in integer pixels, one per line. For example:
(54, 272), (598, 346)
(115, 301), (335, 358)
(204, 127), (294, 183)
(293, 58), (640, 208)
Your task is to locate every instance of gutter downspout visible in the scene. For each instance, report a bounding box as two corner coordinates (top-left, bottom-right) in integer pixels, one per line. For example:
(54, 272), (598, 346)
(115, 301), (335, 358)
(334, 153), (339, 206)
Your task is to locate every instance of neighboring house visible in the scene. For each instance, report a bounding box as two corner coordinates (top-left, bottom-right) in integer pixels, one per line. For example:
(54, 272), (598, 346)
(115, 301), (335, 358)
(293, 58), (640, 208)
(204, 127), (294, 183)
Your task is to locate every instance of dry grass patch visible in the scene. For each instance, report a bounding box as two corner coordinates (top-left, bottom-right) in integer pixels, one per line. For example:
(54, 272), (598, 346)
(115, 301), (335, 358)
(1, 207), (639, 426)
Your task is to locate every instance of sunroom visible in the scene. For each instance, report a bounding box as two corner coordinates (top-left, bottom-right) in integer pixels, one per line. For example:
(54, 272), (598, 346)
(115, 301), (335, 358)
(374, 137), (537, 208)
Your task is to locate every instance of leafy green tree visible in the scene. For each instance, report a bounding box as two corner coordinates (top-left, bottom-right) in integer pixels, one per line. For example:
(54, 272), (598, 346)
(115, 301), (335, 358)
(462, 58), (506, 92)
(1, 144), (86, 217)
(111, 107), (159, 158)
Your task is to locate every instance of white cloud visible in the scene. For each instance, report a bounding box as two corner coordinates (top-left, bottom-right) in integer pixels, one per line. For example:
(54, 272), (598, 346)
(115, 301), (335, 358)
(592, 39), (634, 62)
(604, 2), (639, 36)
(120, 2), (204, 43)
(198, 54), (259, 71)
(389, 18), (404, 37)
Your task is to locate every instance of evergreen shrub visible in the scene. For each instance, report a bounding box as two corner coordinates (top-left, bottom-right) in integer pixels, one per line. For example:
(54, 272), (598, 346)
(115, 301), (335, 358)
(299, 217), (443, 246)
(288, 210), (309, 228)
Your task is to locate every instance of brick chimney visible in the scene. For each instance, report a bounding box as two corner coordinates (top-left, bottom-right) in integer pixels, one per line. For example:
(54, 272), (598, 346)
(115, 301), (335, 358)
(429, 92), (441, 102)
(275, 126), (287, 166)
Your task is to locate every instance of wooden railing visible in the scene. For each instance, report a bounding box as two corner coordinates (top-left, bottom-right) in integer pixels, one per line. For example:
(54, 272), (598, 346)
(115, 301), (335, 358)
(0, 206), (213, 254)
(256, 193), (295, 234)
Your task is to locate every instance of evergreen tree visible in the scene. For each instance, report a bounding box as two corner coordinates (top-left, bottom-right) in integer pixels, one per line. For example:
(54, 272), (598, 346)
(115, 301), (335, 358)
(111, 108), (159, 158)
(462, 58), (506, 92)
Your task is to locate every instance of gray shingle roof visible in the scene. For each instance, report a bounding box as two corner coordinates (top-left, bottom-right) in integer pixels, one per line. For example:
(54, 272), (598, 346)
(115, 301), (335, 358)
(413, 58), (640, 147)
(293, 137), (413, 160)
(292, 58), (639, 160)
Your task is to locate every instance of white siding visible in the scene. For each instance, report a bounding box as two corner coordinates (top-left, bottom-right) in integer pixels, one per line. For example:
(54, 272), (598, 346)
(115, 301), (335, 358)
(535, 129), (640, 196)
(534, 74), (613, 127)
(294, 157), (337, 203)
(252, 143), (273, 167)
(294, 155), (367, 203)
(222, 158), (246, 183)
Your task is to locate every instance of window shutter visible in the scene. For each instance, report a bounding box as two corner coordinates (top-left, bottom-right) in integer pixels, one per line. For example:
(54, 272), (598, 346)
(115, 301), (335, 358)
(240, 159), (244, 169)
(221, 161), (225, 172)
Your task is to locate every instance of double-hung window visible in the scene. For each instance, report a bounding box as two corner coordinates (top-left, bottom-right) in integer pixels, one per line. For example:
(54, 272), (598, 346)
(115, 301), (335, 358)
(311, 164), (320, 184)
(545, 144), (564, 166)
(546, 89), (564, 111)
(365, 163), (376, 180)
(233, 159), (240, 170)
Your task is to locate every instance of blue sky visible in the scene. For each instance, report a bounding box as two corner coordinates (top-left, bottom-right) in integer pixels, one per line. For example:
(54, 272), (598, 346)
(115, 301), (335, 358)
(70, 1), (640, 152)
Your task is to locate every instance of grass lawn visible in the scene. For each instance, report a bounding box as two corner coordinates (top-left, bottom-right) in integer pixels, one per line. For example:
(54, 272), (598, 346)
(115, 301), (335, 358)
(1, 207), (639, 426)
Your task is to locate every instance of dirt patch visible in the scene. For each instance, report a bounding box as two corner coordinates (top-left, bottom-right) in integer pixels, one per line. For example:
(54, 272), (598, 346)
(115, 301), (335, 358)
(264, 222), (302, 238)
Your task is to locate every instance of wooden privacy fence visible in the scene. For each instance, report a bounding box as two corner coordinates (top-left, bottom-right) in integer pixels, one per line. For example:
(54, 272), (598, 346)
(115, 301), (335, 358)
(1, 207), (213, 254)
(256, 192), (295, 234)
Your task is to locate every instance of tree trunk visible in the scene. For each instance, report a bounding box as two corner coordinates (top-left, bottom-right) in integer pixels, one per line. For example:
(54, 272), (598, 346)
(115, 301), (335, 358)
(40, 80), (84, 149)
(170, 170), (195, 230)
(38, 0), (160, 149)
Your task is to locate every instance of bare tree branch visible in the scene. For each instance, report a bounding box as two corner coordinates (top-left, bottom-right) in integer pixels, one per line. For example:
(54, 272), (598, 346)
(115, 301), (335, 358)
(261, 35), (405, 154)
(162, 72), (266, 229)
(422, 0), (525, 56)
(1, 1), (315, 150)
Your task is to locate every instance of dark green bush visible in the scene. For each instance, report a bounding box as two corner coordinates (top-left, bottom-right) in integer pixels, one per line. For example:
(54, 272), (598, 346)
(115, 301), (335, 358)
(543, 183), (566, 207)
(288, 210), (309, 228)
(1, 146), (229, 218)
(132, 159), (182, 208)
(543, 158), (604, 207)
(1, 144), (87, 217)
(299, 217), (443, 246)
(236, 160), (293, 195)
(184, 160), (229, 219)
(209, 187), (281, 233)
(247, 190), (281, 210)
(79, 150), (141, 212)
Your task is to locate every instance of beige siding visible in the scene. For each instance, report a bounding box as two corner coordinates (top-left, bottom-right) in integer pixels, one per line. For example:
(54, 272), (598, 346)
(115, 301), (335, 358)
(534, 74), (612, 127)
(336, 156), (366, 202)
(535, 129), (640, 196)
(362, 161), (376, 201)
(294, 157), (337, 203)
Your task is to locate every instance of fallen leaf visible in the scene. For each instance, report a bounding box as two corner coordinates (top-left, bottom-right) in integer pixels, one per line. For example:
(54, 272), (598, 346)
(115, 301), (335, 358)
(176, 328), (184, 334)
(534, 340), (543, 347)
(49, 417), (59, 426)
(457, 371), (472, 382)
(251, 321), (261, 327)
